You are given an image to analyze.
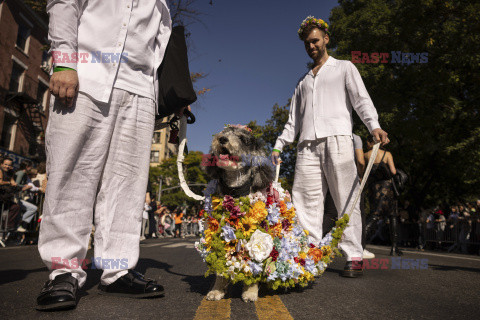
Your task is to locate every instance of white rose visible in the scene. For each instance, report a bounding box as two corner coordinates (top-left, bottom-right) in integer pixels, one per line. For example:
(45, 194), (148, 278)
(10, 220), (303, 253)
(246, 230), (274, 262)
(234, 261), (241, 269)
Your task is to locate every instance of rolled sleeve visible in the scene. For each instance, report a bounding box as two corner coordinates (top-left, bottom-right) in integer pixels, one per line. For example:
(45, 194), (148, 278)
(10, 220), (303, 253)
(345, 62), (381, 132)
(47, 0), (82, 70)
(274, 89), (299, 152)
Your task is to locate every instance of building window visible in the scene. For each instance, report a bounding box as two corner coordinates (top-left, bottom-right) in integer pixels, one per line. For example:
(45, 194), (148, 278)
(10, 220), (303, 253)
(0, 113), (18, 150)
(152, 131), (161, 144)
(37, 82), (49, 111)
(16, 24), (31, 53)
(41, 50), (52, 73)
(150, 150), (159, 163)
(9, 61), (26, 92)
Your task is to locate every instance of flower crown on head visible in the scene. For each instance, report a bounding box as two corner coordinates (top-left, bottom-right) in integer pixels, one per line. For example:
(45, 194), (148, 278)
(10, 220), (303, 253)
(298, 16), (330, 39)
(224, 124), (253, 133)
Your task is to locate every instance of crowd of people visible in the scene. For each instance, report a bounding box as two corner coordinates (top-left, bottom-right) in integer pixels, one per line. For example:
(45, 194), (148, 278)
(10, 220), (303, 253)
(0, 156), (47, 246)
(140, 203), (203, 240)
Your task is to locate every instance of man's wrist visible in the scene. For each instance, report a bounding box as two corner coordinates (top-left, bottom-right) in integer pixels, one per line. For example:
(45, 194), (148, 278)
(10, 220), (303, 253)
(53, 66), (76, 73)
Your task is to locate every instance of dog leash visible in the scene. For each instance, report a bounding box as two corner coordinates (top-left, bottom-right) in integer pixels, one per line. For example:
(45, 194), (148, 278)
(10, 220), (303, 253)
(177, 115), (205, 201)
(347, 142), (380, 216)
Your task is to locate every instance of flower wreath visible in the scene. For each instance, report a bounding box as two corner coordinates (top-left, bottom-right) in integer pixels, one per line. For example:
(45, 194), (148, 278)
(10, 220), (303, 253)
(298, 16), (330, 39)
(195, 180), (349, 290)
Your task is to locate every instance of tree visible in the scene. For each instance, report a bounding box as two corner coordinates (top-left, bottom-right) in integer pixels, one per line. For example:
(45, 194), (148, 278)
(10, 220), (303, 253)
(248, 101), (298, 191)
(149, 151), (208, 207)
(328, 0), (480, 206)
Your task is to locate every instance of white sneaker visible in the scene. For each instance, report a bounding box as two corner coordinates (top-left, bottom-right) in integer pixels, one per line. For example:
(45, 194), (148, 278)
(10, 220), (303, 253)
(140, 236), (146, 241)
(17, 226), (27, 233)
(363, 249), (375, 259)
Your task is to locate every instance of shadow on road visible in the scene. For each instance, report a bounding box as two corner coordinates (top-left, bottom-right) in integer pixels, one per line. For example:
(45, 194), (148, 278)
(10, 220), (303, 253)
(0, 266), (48, 285)
(428, 263), (480, 273)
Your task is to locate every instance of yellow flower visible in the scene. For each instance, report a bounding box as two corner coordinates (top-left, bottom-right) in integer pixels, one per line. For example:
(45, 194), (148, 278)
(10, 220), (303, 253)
(212, 196), (222, 210)
(240, 215), (257, 237)
(247, 201), (268, 223)
(299, 252), (307, 260)
(321, 245), (332, 256)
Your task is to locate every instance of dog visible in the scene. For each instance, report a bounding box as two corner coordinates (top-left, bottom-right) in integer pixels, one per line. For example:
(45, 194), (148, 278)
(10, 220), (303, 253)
(204, 125), (274, 302)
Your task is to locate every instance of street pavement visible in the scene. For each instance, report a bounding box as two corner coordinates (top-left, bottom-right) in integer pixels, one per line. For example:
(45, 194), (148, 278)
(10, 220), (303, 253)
(1, 237), (479, 320)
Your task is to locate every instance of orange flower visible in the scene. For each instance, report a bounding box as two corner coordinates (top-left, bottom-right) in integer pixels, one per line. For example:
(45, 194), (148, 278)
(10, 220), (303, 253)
(208, 217), (219, 232)
(270, 223), (284, 238)
(226, 217), (241, 229)
(279, 201), (287, 214)
(308, 247), (323, 263)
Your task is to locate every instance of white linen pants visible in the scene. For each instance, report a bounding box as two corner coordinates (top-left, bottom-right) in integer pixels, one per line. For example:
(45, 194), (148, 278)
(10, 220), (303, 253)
(292, 136), (362, 261)
(38, 88), (155, 287)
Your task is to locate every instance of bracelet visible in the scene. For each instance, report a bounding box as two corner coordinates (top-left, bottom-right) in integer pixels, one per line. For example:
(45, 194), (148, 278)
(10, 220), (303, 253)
(273, 149), (281, 153)
(53, 66), (75, 72)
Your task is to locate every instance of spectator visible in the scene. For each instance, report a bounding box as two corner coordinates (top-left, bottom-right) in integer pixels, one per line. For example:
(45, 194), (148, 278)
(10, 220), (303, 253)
(174, 208), (184, 238)
(365, 135), (401, 256)
(434, 209), (446, 248)
(0, 158), (30, 230)
(15, 160), (33, 187)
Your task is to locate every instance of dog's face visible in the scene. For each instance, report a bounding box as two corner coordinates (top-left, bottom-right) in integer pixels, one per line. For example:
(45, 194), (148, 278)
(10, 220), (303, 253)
(206, 127), (273, 196)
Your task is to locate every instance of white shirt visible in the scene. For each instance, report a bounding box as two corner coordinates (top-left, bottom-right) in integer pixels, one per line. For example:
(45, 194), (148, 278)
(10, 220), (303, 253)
(273, 57), (381, 152)
(47, 0), (172, 107)
(114, 0), (162, 100)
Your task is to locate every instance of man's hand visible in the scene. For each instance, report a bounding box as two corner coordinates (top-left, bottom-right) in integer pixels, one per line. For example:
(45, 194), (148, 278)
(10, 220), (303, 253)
(50, 70), (79, 107)
(22, 185), (32, 191)
(271, 151), (281, 165)
(371, 128), (390, 146)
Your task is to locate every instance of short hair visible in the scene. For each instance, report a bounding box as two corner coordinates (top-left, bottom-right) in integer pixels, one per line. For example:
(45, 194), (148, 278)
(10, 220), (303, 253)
(1, 157), (13, 165)
(299, 25), (326, 41)
(37, 162), (47, 174)
(19, 160), (33, 170)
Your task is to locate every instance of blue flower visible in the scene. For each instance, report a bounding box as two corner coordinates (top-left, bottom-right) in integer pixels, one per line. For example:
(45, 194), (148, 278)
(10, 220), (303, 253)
(319, 232), (333, 247)
(267, 204), (281, 225)
(292, 224), (304, 237)
(304, 257), (316, 274)
(221, 225), (236, 242)
(248, 261), (263, 276)
(267, 271), (278, 281)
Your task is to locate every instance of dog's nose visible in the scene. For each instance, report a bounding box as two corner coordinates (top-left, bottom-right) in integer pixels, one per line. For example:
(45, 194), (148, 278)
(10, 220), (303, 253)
(219, 136), (228, 145)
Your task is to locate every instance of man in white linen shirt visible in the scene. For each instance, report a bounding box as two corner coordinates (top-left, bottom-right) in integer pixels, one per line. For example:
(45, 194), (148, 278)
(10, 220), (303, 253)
(271, 16), (389, 278)
(37, 0), (172, 311)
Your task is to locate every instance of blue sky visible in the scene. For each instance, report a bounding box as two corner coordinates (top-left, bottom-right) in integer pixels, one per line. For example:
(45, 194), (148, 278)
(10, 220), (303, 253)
(185, 0), (339, 153)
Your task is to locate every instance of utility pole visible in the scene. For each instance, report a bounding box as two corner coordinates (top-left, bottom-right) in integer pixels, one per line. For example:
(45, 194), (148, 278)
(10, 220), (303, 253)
(157, 177), (162, 203)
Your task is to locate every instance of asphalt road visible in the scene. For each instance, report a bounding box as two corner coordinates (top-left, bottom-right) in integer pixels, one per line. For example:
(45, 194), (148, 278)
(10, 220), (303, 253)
(1, 238), (479, 320)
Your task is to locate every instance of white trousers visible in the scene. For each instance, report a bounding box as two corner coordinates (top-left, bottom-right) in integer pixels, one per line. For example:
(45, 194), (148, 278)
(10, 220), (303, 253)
(38, 89), (155, 287)
(292, 136), (363, 261)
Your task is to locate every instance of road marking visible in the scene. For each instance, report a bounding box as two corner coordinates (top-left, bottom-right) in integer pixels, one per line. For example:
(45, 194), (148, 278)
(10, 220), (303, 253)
(255, 295), (294, 320)
(367, 245), (480, 262)
(141, 242), (194, 248)
(193, 297), (231, 320)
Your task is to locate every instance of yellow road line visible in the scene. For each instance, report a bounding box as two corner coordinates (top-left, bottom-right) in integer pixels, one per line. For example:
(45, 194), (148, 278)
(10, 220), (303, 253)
(255, 295), (294, 320)
(193, 297), (231, 320)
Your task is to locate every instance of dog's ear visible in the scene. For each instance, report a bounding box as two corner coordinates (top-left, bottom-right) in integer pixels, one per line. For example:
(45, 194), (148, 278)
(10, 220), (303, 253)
(250, 156), (275, 192)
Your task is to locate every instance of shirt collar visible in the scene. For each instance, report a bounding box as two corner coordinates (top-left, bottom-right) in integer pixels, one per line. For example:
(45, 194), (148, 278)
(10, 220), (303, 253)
(308, 56), (336, 76)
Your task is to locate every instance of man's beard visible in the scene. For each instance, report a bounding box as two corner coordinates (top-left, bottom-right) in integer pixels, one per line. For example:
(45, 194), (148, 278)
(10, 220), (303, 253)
(308, 45), (326, 62)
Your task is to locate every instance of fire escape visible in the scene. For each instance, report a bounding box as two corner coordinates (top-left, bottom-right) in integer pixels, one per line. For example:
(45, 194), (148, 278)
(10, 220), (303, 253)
(4, 92), (46, 161)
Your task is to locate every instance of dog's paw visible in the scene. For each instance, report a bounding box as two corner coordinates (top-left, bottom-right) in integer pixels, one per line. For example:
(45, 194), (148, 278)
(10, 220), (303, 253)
(206, 289), (225, 301)
(241, 284), (258, 302)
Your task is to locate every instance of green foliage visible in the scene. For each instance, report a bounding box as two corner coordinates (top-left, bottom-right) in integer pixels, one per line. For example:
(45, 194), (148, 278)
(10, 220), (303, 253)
(328, 0), (480, 207)
(149, 151), (208, 207)
(248, 102), (298, 191)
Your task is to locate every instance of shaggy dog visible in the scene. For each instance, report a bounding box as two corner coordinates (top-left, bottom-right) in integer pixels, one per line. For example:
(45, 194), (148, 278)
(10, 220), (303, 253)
(204, 126), (274, 302)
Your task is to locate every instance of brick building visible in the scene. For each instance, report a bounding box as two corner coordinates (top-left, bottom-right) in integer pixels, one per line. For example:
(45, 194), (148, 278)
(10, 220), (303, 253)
(0, 0), (51, 165)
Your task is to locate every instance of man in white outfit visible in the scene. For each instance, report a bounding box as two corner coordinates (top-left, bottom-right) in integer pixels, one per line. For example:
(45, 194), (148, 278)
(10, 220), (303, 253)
(36, 0), (172, 310)
(271, 16), (389, 277)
